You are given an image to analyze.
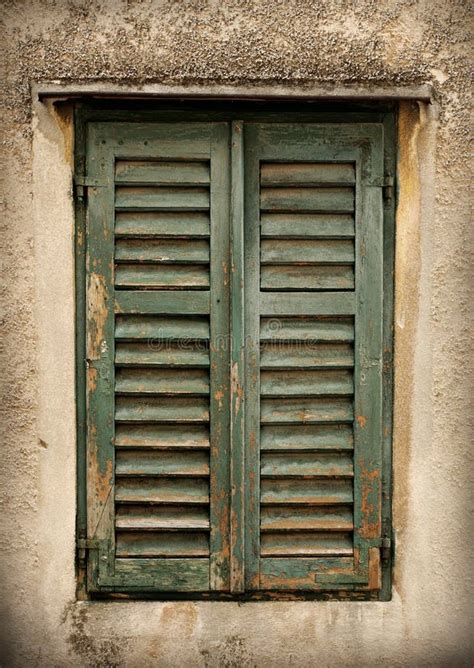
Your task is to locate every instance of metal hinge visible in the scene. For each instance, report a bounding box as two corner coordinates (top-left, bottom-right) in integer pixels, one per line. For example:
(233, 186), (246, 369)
(74, 175), (106, 203)
(383, 176), (394, 201)
(380, 536), (392, 561)
(371, 535), (392, 561)
(77, 536), (100, 567)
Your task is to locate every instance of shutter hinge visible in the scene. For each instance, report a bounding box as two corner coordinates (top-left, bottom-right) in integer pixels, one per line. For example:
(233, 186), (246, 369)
(380, 536), (392, 561)
(74, 175), (106, 203)
(383, 176), (394, 201)
(77, 536), (100, 567)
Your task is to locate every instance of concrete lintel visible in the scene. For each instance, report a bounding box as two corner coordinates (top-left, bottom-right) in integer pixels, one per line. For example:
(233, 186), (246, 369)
(33, 81), (435, 103)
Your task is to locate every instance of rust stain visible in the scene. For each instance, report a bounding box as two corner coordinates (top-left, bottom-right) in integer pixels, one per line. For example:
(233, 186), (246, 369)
(159, 603), (198, 639)
(52, 101), (74, 167)
(359, 465), (381, 538)
(356, 415), (367, 428)
(222, 260), (229, 286)
(214, 389), (224, 409)
(366, 547), (381, 590)
(87, 366), (98, 392)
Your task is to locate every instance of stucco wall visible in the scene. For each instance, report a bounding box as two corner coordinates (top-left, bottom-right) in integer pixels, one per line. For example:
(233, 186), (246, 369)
(1, 1), (473, 666)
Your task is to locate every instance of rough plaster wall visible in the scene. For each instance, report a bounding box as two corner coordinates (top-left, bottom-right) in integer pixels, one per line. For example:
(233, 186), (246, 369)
(0, 0), (472, 666)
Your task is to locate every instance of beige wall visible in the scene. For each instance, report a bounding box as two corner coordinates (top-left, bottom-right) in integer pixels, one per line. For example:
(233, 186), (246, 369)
(1, 1), (472, 666)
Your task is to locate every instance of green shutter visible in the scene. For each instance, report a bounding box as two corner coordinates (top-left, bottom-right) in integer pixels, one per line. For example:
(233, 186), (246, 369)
(80, 113), (391, 597)
(85, 122), (231, 592)
(243, 123), (385, 592)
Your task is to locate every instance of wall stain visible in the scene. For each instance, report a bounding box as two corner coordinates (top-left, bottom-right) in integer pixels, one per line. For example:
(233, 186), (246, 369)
(200, 634), (253, 668)
(392, 101), (423, 598)
(62, 602), (130, 668)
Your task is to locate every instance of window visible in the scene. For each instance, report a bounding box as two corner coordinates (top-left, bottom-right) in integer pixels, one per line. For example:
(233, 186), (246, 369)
(76, 104), (395, 600)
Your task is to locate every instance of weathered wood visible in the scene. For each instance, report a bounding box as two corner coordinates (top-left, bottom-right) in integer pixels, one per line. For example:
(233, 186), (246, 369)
(115, 477), (209, 504)
(260, 506), (353, 531)
(261, 397), (353, 424)
(115, 341), (209, 367)
(229, 120), (245, 593)
(260, 556), (355, 591)
(115, 238), (209, 263)
(115, 211), (210, 238)
(261, 478), (353, 505)
(260, 162), (355, 186)
(261, 213), (354, 238)
(115, 367), (210, 395)
(115, 315), (210, 340)
(115, 160), (210, 185)
(241, 123), (382, 592)
(116, 449), (209, 476)
(115, 264), (210, 289)
(260, 369), (353, 397)
(243, 124), (262, 589)
(208, 122), (232, 591)
(260, 342), (353, 369)
(260, 532), (353, 557)
(116, 531), (210, 557)
(261, 265), (354, 291)
(80, 116), (390, 596)
(116, 505), (210, 530)
(260, 292), (355, 316)
(260, 187), (354, 213)
(260, 317), (354, 342)
(260, 452), (354, 477)
(85, 125), (116, 581)
(261, 239), (354, 264)
(260, 424), (354, 451)
(115, 396), (209, 422)
(115, 186), (210, 210)
(114, 558), (210, 592)
(353, 182), (384, 545)
(115, 290), (210, 315)
(115, 424), (210, 449)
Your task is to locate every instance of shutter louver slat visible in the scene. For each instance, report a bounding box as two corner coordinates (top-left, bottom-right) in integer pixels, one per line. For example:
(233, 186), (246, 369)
(115, 477), (209, 504)
(116, 505), (210, 530)
(115, 160), (210, 185)
(115, 238), (210, 262)
(115, 186), (210, 210)
(114, 424), (210, 449)
(260, 506), (353, 531)
(115, 450), (210, 476)
(260, 425), (354, 451)
(115, 342), (209, 367)
(261, 213), (354, 238)
(115, 211), (210, 238)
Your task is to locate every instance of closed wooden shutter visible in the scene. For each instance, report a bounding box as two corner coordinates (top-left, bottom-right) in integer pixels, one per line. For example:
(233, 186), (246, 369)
(80, 113), (392, 597)
(243, 123), (386, 592)
(85, 122), (231, 592)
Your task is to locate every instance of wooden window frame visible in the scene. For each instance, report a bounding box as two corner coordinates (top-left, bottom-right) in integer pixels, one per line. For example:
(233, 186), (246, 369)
(74, 100), (396, 601)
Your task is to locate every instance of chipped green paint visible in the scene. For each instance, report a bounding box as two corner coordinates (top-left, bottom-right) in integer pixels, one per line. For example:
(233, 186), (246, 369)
(76, 102), (395, 599)
(243, 122), (387, 593)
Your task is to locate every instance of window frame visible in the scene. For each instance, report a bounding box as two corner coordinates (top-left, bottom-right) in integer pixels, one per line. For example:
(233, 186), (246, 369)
(74, 100), (396, 601)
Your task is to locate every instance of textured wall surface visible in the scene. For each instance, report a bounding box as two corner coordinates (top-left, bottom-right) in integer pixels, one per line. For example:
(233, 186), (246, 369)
(0, 1), (473, 666)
